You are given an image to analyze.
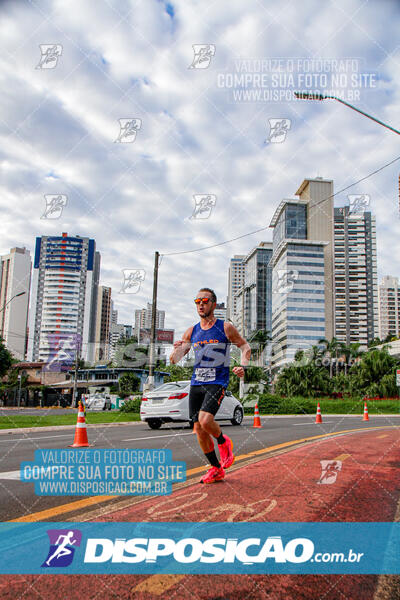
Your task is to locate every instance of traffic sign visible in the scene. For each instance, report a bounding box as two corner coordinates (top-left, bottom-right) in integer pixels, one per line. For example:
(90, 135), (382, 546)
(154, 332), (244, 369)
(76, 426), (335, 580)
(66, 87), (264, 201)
(396, 369), (400, 386)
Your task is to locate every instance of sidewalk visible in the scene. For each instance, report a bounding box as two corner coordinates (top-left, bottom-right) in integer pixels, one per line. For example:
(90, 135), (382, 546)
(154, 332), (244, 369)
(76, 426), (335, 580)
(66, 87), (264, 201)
(2, 427), (400, 599)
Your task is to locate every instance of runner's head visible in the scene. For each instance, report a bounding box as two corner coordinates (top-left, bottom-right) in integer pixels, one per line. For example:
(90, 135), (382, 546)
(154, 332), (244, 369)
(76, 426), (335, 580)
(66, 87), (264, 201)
(195, 288), (216, 318)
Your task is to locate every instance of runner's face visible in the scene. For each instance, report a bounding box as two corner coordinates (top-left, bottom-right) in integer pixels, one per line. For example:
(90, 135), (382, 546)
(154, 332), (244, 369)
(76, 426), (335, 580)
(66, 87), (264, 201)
(195, 292), (214, 317)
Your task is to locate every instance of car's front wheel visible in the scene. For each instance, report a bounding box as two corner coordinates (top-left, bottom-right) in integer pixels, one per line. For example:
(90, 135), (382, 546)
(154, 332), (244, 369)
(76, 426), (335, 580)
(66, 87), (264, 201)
(231, 407), (243, 426)
(147, 419), (162, 430)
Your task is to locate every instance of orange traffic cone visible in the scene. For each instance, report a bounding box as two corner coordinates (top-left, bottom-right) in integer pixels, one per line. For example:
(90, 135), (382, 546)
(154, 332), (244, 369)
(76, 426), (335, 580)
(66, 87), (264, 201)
(315, 402), (323, 423)
(69, 401), (90, 447)
(253, 402), (262, 428)
(363, 401), (369, 421)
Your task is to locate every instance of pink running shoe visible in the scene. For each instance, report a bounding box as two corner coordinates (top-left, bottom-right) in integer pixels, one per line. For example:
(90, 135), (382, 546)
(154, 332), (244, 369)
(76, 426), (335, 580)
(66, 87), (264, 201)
(219, 435), (235, 469)
(200, 466), (225, 484)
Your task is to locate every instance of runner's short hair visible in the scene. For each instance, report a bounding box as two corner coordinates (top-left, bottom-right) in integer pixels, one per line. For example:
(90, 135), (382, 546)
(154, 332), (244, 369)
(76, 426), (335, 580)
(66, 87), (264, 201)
(198, 287), (217, 303)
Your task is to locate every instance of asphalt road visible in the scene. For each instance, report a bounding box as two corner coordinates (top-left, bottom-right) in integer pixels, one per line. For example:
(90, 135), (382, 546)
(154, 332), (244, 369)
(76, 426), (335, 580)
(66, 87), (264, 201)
(0, 414), (399, 521)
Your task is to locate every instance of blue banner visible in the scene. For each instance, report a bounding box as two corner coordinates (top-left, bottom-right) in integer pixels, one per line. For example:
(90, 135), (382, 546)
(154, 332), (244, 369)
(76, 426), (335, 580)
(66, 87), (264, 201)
(1, 522), (399, 574)
(20, 449), (186, 496)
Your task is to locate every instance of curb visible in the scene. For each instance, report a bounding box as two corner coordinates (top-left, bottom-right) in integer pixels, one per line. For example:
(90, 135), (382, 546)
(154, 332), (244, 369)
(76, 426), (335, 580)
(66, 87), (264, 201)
(0, 421), (143, 435)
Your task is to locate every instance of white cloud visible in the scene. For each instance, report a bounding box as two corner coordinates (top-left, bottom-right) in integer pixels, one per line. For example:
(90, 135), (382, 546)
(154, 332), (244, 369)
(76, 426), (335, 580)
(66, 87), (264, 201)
(1, 0), (400, 343)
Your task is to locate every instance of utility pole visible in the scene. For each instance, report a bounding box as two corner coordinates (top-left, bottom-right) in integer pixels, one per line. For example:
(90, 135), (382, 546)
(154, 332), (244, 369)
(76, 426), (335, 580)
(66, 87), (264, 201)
(71, 337), (81, 408)
(145, 251), (159, 392)
(17, 374), (22, 408)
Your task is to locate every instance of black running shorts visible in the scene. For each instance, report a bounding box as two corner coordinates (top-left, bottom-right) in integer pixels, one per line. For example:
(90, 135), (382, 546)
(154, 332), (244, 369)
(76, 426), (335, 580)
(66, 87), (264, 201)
(189, 384), (226, 422)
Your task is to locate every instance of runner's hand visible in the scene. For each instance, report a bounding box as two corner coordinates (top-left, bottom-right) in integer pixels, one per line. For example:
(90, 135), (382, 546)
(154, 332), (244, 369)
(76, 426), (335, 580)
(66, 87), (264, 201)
(233, 366), (245, 378)
(173, 340), (185, 349)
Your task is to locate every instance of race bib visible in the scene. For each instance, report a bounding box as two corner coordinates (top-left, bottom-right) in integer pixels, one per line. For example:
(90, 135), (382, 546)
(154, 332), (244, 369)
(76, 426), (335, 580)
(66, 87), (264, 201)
(195, 368), (216, 382)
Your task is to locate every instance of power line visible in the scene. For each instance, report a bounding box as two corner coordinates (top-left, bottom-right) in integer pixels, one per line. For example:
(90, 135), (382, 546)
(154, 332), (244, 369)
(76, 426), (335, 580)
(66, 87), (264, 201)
(161, 153), (400, 257)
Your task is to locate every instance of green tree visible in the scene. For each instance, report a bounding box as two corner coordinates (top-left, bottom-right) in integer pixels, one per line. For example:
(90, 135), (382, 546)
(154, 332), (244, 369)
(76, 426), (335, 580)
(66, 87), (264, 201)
(118, 372), (141, 397)
(248, 329), (271, 366)
(318, 337), (341, 377)
(368, 337), (383, 349)
(275, 362), (331, 397)
(351, 347), (399, 396)
(0, 338), (13, 378)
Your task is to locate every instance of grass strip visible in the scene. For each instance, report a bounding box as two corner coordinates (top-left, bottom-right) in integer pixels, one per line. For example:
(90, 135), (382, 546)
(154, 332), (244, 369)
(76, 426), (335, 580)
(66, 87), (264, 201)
(0, 412), (141, 429)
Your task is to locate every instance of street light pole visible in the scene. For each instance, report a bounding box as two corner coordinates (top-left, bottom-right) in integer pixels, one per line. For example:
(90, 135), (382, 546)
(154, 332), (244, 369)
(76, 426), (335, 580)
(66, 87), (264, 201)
(0, 291), (26, 315)
(294, 92), (400, 135)
(146, 251), (160, 392)
(17, 374), (22, 408)
(71, 337), (81, 408)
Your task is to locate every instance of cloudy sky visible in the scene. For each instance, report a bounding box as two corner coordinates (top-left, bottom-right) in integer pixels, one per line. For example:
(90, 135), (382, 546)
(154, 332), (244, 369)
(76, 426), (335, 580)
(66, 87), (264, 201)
(1, 0), (399, 342)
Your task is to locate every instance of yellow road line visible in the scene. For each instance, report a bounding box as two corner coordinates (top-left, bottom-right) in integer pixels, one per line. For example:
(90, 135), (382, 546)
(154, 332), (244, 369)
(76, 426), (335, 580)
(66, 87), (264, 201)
(10, 424), (395, 522)
(334, 453), (351, 461)
(133, 574), (185, 596)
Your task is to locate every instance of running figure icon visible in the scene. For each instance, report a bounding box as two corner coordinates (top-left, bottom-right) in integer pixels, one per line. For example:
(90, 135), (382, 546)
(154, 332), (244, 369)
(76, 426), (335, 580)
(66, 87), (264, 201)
(45, 531), (77, 566)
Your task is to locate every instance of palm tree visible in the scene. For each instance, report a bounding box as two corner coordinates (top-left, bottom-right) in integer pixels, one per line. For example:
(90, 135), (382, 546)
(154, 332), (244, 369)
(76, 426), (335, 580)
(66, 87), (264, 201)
(318, 337), (340, 378)
(308, 345), (323, 366)
(249, 329), (271, 366)
(353, 346), (398, 397)
(368, 337), (383, 349)
(348, 342), (363, 371)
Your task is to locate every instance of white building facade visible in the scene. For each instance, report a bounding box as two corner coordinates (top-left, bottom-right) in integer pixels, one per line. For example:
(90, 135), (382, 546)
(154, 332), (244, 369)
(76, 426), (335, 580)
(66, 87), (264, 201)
(0, 247), (31, 360)
(27, 233), (100, 366)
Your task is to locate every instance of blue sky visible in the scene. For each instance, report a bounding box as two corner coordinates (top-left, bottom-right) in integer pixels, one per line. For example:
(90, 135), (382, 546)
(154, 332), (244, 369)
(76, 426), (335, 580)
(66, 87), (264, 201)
(1, 0), (399, 338)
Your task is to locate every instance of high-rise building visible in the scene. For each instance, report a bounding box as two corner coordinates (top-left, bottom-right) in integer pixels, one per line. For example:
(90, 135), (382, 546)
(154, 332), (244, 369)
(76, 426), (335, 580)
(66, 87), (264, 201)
(378, 276), (399, 340)
(109, 322), (125, 360)
(134, 303), (165, 339)
(296, 178), (335, 339)
(334, 206), (378, 346)
(214, 302), (227, 320)
(0, 247), (31, 360)
(235, 242), (273, 339)
(27, 233), (100, 366)
(123, 324), (133, 339)
(94, 286), (112, 362)
(227, 255), (245, 325)
(269, 177), (335, 370)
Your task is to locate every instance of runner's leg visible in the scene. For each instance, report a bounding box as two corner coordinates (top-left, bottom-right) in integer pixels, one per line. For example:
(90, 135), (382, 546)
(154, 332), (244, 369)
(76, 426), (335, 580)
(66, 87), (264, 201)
(190, 385), (222, 470)
(198, 386), (234, 469)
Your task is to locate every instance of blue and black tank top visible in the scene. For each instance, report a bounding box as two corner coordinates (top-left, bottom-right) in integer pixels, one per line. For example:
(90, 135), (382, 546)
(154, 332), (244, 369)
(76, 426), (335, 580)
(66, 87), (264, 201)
(190, 319), (231, 387)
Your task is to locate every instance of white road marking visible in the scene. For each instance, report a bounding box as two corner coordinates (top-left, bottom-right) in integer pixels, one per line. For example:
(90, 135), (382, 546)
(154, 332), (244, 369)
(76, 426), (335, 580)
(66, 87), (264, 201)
(291, 422), (335, 425)
(0, 470), (20, 480)
(0, 434), (72, 442)
(0, 466), (61, 480)
(122, 432), (194, 442)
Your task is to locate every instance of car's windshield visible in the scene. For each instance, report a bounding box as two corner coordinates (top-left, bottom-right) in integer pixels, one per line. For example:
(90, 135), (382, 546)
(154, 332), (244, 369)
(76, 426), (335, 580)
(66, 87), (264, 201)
(152, 381), (189, 392)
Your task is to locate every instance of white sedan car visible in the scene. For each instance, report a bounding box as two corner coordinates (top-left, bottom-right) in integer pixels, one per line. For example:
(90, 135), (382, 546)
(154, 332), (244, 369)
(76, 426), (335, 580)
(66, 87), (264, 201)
(140, 380), (244, 429)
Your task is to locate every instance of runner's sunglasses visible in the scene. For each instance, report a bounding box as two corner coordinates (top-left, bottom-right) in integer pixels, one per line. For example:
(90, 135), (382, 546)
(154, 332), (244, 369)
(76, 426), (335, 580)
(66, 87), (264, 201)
(194, 297), (211, 304)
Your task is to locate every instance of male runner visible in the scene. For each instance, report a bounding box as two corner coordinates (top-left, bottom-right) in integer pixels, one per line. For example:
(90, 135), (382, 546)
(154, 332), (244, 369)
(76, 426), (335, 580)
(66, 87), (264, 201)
(170, 287), (251, 484)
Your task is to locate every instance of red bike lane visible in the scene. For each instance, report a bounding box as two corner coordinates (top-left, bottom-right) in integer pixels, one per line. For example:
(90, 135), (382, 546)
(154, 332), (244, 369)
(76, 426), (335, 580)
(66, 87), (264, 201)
(3, 426), (400, 599)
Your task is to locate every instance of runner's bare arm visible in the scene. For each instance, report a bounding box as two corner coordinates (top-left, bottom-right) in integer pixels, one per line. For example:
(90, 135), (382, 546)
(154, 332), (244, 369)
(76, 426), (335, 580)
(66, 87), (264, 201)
(169, 326), (193, 364)
(224, 321), (251, 378)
